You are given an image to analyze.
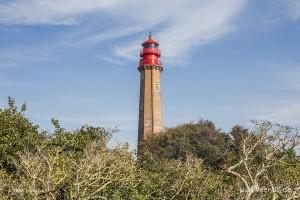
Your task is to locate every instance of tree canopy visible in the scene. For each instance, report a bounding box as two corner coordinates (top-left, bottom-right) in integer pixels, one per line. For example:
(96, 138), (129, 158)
(140, 120), (237, 169)
(0, 98), (299, 199)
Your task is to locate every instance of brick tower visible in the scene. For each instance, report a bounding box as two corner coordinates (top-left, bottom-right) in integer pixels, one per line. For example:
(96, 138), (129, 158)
(138, 33), (163, 152)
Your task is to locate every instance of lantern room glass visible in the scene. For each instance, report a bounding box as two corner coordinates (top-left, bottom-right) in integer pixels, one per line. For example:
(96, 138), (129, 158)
(143, 43), (158, 49)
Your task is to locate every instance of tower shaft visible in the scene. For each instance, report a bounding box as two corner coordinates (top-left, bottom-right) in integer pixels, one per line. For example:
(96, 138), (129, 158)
(138, 67), (163, 142)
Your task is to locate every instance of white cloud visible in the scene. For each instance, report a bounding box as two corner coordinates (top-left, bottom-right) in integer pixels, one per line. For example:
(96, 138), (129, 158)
(0, 45), (56, 68)
(97, 55), (127, 66)
(0, 0), (119, 25)
(0, 0), (248, 64)
(1, 0), (299, 66)
(259, 103), (300, 127)
(107, 0), (249, 65)
(78, 26), (146, 45)
(255, 66), (300, 128)
(282, 0), (300, 20)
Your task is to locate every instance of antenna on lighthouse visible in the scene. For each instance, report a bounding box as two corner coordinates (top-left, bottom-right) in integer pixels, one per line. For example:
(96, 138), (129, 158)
(149, 32), (152, 38)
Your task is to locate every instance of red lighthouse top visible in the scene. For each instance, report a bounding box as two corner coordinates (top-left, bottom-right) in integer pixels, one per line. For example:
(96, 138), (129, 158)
(142, 33), (159, 46)
(139, 33), (163, 71)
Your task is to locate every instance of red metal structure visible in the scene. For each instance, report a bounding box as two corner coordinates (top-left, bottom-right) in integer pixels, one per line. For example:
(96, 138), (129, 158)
(139, 33), (163, 71)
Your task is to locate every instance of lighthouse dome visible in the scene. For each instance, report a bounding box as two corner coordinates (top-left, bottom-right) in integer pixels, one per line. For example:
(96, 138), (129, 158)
(142, 33), (159, 47)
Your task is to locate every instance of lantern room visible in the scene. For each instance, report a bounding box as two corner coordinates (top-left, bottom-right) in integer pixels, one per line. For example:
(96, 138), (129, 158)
(139, 33), (163, 70)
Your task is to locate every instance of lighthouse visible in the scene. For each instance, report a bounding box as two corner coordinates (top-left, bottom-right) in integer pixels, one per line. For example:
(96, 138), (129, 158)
(138, 33), (163, 152)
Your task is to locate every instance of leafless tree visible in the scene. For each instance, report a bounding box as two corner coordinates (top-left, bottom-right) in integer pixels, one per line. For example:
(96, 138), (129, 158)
(1, 143), (136, 199)
(226, 121), (300, 200)
(69, 144), (136, 199)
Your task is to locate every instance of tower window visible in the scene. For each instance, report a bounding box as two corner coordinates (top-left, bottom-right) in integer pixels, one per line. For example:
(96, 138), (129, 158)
(153, 83), (160, 92)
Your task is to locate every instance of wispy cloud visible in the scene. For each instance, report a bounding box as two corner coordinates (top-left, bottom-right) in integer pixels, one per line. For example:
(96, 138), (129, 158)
(259, 102), (300, 127)
(77, 26), (150, 46)
(103, 0), (249, 65)
(0, 0), (120, 25)
(256, 66), (300, 127)
(282, 0), (300, 20)
(0, 45), (57, 68)
(1, 0), (299, 66)
(0, 0), (249, 65)
(95, 55), (127, 66)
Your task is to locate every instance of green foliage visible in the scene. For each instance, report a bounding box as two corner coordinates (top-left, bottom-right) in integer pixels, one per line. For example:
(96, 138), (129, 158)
(49, 118), (114, 154)
(141, 120), (237, 169)
(136, 155), (223, 199)
(0, 97), (43, 173)
(0, 98), (299, 199)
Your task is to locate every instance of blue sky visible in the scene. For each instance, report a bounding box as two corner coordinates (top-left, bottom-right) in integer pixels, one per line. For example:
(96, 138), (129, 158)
(0, 0), (300, 150)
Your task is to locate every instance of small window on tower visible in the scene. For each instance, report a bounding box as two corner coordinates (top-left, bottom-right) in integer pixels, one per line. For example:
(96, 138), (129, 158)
(153, 83), (160, 92)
